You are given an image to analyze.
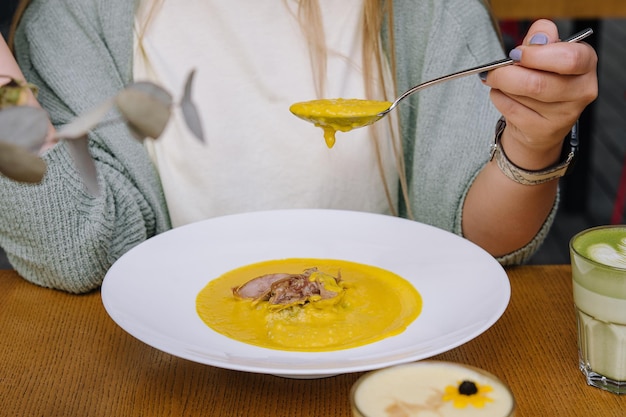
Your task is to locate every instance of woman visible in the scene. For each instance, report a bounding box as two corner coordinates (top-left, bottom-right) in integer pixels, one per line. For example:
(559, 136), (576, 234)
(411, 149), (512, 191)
(1, 0), (597, 293)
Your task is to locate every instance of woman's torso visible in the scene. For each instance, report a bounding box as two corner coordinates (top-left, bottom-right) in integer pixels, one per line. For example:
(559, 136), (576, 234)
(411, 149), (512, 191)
(134, 0), (399, 227)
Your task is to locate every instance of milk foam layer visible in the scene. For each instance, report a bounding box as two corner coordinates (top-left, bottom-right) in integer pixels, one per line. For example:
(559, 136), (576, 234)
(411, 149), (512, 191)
(587, 239), (626, 268)
(572, 226), (626, 269)
(571, 226), (626, 299)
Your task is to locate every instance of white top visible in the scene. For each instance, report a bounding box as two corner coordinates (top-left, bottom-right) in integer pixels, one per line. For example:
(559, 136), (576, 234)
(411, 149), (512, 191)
(134, 1), (398, 227)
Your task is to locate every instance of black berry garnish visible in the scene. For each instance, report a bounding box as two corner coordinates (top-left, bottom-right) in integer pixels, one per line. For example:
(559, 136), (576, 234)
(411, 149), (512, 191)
(458, 380), (478, 396)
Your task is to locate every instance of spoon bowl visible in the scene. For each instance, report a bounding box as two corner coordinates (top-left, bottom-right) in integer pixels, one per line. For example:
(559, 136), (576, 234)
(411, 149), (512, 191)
(289, 98), (391, 147)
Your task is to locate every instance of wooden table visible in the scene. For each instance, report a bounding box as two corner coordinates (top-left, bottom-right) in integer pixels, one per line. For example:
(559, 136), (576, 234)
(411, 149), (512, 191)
(491, 0), (626, 19)
(1, 266), (624, 416)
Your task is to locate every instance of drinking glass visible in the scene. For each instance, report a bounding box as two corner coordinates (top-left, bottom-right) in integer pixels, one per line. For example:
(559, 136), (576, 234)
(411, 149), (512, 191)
(570, 225), (626, 394)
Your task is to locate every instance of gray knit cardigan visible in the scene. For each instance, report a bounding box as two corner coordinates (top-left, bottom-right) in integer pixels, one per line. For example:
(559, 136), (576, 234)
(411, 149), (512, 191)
(0, 0), (555, 292)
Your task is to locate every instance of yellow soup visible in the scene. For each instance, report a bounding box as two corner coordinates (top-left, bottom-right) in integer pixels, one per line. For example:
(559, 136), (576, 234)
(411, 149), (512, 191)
(196, 258), (422, 352)
(289, 99), (391, 148)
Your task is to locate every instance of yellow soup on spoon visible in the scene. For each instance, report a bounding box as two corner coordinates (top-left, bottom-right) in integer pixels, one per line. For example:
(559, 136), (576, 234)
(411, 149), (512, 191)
(196, 258), (422, 352)
(289, 98), (391, 148)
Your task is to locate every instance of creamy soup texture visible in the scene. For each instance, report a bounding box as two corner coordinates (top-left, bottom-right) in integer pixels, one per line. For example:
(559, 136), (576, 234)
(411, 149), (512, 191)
(196, 258), (421, 352)
(289, 99), (391, 147)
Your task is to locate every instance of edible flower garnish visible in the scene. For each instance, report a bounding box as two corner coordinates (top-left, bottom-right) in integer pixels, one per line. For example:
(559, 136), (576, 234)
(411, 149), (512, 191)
(442, 380), (494, 408)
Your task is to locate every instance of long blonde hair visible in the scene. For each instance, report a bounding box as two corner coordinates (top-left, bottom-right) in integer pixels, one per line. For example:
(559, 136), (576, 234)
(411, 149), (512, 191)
(7, 0), (31, 50)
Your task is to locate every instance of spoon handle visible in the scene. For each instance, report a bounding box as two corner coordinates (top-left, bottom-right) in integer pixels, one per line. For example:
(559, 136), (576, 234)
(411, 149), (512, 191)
(388, 28), (594, 112)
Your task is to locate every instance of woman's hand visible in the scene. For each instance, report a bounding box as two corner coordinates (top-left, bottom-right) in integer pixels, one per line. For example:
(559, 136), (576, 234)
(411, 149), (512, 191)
(481, 19), (598, 171)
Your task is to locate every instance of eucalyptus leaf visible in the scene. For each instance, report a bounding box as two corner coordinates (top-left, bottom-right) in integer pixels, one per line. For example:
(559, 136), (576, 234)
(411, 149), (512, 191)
(0, 142), (46, 183)
(180, 70), (205, 143)
(0, 106), (48, 153)
(65, 135), (100, 197)
(126, 125), (147, 142)
(127, 81), (173, 107)
(54, 99), (115, 140)
(115, 83), (172, 140)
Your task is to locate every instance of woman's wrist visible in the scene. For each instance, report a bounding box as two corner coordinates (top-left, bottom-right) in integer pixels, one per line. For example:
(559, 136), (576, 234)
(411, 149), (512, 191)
(489, 117), (578, 185)
(499, 126), (563, 171)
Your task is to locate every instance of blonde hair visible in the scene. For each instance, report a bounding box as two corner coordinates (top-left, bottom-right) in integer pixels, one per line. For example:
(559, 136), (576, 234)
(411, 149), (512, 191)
(8, 0), (31, 50)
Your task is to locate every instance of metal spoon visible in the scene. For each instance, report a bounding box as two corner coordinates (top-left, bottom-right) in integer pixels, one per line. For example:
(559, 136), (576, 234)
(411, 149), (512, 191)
(290, 27), (593, 140)
(375, 27), (594, 121)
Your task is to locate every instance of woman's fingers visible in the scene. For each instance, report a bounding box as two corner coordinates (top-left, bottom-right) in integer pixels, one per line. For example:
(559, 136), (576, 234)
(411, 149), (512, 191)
(489, 88), (578, 141)
(520, 19), (560, 44)
(482, 19), (598, 150)
(511, 41), (597, 76)
(486, 63), (597, 105)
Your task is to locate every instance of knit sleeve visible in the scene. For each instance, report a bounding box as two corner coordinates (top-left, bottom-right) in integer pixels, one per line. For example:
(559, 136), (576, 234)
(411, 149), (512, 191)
(0, 0), (171, 293)
(0, 129), (170, 293)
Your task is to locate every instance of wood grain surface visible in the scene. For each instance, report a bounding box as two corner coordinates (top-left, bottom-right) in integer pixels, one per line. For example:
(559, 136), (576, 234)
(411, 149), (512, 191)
(1, 266), (624, 416)
(491, 0), (626, 19)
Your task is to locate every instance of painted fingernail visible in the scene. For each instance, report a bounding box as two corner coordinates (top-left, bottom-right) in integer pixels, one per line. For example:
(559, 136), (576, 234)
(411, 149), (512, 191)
(478, 71), (488, 82)
(509, 48), (522, 62)
(529, 33), (549, 45)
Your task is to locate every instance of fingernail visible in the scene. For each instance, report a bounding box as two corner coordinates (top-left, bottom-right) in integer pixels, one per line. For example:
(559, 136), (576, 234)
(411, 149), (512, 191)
(529, 33), (549, 45)
(478, 71), (488, 82)
(509, 48), (522, 62)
